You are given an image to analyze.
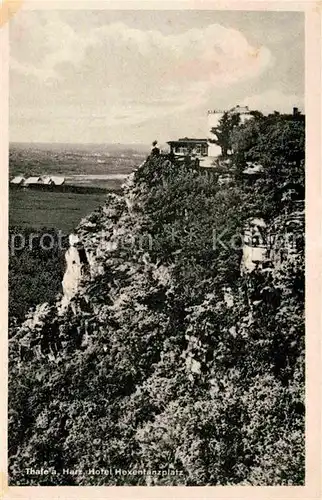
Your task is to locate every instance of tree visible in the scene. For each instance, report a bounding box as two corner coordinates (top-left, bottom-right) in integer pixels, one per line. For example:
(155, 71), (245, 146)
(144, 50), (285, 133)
(210, 112), (241, 157)
(230, 113), (305, 219)
(231, 113), (305, 173)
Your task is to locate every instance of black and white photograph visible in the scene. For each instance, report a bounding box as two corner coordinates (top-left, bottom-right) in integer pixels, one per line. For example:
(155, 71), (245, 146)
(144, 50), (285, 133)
(3, 2), (317, 491)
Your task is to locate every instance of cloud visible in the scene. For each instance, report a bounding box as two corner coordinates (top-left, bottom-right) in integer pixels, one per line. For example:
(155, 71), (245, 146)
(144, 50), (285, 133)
(10, 13), (272, 109)
(9, 12), (277, 142)
(239, 89), (304, 114)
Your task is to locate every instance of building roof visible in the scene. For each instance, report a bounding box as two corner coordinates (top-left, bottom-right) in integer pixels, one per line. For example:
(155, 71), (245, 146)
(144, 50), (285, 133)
(51, 176), (65, 185)
(25, 176), (42, 184)
(167, 138), (208, 145)
(208, 105), (251, 115)
(208, 109), (226, 114)
(10, 176), (25, 184)
(42, 176), (54, 185)
(230, 105), (251, 115)
(14, 175), (65, 186)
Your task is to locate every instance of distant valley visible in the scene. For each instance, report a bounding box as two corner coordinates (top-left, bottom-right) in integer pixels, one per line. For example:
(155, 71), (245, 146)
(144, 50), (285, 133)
(9, 142), (148, 231)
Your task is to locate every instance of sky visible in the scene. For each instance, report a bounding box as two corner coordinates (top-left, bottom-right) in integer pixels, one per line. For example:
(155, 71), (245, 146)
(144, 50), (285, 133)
(9, 10), (304, 145)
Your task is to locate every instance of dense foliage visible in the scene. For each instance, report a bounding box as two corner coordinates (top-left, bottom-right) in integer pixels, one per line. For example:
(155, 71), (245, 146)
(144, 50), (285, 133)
(9, 227), (68, 324)
(8, 113), (305, 485)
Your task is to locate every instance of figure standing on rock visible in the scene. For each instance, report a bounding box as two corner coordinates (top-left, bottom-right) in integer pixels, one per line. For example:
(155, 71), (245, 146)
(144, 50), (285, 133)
(150, 140), (160, 157)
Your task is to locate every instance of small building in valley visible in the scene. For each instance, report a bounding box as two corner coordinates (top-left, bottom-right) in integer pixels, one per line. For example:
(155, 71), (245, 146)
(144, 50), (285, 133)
(11, 175), (66, 188)
(42, 176), (55, 185)
(10, 176), (25, 186)
(38, 176), (65, 186)
(24, 176), (43, 186)
(50, 176), (65, 186)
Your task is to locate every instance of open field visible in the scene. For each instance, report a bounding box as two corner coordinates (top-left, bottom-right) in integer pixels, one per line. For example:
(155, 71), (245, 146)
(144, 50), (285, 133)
(9, 189), (109, 234)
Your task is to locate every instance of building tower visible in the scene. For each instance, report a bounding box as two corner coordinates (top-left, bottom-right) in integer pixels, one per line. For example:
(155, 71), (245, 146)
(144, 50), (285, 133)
(207, 109), (225, 158)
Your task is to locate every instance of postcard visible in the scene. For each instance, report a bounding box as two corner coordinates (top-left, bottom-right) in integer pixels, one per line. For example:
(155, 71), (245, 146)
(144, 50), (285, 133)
(1, 1), (321, 498)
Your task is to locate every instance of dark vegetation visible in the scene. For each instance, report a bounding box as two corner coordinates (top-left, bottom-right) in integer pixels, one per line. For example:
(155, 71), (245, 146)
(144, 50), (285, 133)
(9, 227), (68, 324)
(8, 113), (305, 485)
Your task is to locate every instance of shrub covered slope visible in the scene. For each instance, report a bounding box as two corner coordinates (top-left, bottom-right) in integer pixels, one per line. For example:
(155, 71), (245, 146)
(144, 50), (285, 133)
(9, 114), (305, 485)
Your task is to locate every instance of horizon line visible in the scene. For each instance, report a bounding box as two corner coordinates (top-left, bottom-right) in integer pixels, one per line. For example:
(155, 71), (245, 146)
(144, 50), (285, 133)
(9, 141), (152, 145)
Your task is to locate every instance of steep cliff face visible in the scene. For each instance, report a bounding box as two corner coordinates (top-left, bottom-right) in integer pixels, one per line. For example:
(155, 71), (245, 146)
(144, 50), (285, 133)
(61, 234), (84, 311)
(12, 162), (175, 359)
(240, 207), (304, 276)
(53, 179), (136, 312)
(9, 155), (305, 486)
